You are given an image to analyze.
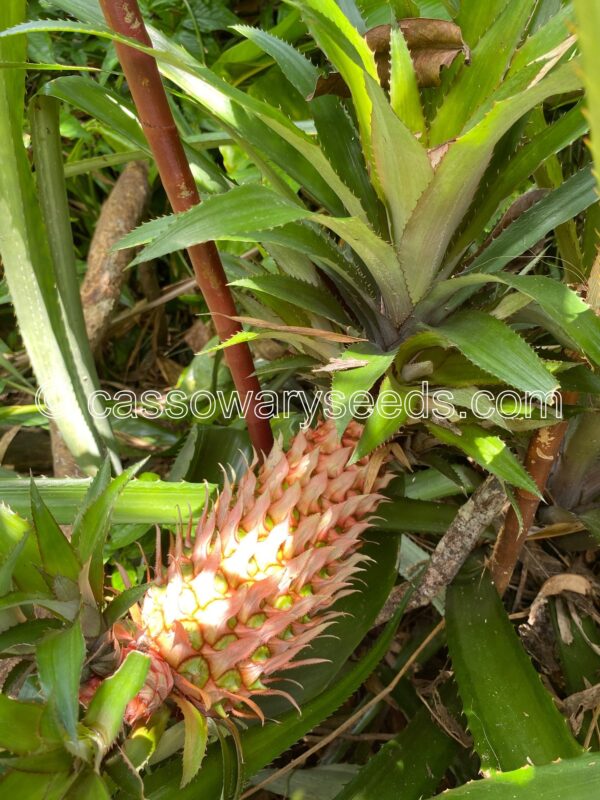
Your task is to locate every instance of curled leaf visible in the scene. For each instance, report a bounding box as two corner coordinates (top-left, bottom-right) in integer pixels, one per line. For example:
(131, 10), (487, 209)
(311, 18), (469, 98)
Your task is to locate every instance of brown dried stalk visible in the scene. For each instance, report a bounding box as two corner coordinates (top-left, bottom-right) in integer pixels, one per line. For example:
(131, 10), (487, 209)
(490, 395), (576, 595)
(82, 160), (151, 351)
(99, 0), (274, 455)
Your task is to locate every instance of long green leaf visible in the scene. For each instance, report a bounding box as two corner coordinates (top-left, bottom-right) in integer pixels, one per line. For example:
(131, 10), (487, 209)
(0, 694), (56, 755)
(429, 0), (537, 145)
(317, 214), (411, 325)
(172, 697), (209, 788)
(14, 12), (357, 216)
(72, 461), (142, 564)
(37, 618), (85, 744)
(455, 0), (508, 48)
(575, 0), (600, 189)
(421, 271), (600, 369)
(428, 422), (540, 495)
(231, 25), (319, 98)
(0, 477), (217, 524)
(352, 374), (410, 460)
(0, 771), (73, 799)
(231, 275), (349, 325)
(0, 5), (104, 473)
(0, 618), (62, 653)
(389, 25), (426, 137)
(433, 754), (600, 800)
(501, 274), (600, 366)
(44, 75), (146, 148)
(30, 479), (81, 582)
(122, 184), (312, 266)
(84, 651), (150, 754)
(367, 76), (434, 249)
(446, 565), (581, 771)
(332, 343), (398, 435)
(509, 4), (575, 79)
(64, 769), (111, 800)
(333, 698), (460, 800)
(467, 165), (596, 276)
(290, 0), (379, 165)
(312, 96), (383, 232)
(28, 95), (119, 467)
(432, 310), (559, 398)
(448, 104), (588, 266)
(397, 62), (583, 302)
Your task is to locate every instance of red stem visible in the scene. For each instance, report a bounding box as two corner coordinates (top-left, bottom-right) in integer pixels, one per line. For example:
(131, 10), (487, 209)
(490, 393), (577, 595)
(99, 0), (274, 456)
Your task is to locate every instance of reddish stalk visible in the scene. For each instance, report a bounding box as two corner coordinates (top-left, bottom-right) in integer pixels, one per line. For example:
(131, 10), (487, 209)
(490, 393), (577, 595)
(99, 0), (273, 456)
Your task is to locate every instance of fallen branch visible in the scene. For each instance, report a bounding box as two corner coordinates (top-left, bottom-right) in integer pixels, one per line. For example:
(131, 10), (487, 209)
(99, 0), (274, 455)
(374, 477), (506, 624)
(408, 476), (506, 610)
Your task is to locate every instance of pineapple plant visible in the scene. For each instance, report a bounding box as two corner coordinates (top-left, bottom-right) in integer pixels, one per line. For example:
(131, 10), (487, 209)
(1, 0), (600, 798)
(87, 0), (600, 493)
(0, 421), (396, 794)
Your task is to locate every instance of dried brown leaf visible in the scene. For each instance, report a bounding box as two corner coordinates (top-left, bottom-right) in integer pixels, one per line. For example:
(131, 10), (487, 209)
(312, 357), (370, 373)
(230, 316), (366, 343)
(395, 18), (470, 88)
(528, 573), (594, 630)
(311, 18), (469, 98)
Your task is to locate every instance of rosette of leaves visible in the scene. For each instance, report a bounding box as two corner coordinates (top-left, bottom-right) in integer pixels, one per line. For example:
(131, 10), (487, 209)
(8, 1), (600, 490)
(39, 0), (596, 494)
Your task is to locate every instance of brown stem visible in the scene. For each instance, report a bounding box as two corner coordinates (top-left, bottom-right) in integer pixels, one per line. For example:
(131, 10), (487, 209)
(99, 0), (273, 456)
(490, 393), (577, 595)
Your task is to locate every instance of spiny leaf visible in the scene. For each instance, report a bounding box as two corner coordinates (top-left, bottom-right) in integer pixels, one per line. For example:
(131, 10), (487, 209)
(574, 0), (600, 190)
(428, 422), (540, 495)
(103, 584), (149, 628)
(353, 374), (410, 461)
(448, 103), (588, 265)
(446, 565), (582, 771)
(432, 754), (600, 800)
(429, 0), (537, 144)
(30, 478), (80, 582)
(37, 618), (85, 743)
(84, 651), (150, 754)
(332, 343), (398, 436)
(469, 166), (598, 272)
(389, 25), (425, 136)
(230, 274), (349, 325)
(119, 185), (312, 267)
(172, 697), (209, 788)
(367, 75), (434, 246)
(232, 25), (319, 98)
(72, 460), (143, 564)
(0, 694), (57, 755)
(431, 310), (559, 398)
(397, 62), (583, 303)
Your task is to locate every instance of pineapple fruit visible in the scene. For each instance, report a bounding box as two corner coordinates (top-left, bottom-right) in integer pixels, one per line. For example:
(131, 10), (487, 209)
(96, 419), (391, 723)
